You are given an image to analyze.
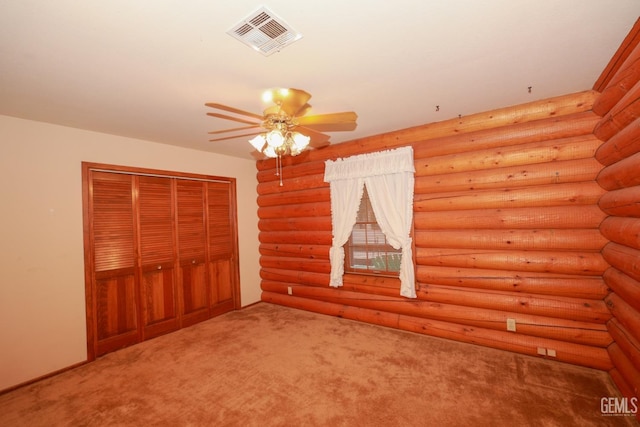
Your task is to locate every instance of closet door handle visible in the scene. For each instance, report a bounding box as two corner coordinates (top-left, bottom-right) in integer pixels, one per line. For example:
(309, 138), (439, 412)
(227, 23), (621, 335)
(157, 265), (162, 270)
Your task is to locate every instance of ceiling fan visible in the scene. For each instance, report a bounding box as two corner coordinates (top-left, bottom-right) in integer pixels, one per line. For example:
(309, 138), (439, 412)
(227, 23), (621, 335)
(205, 88), (357, 159)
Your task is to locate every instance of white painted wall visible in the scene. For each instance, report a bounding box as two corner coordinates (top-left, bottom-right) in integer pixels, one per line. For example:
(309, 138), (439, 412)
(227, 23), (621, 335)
(0, 115), (261, 390)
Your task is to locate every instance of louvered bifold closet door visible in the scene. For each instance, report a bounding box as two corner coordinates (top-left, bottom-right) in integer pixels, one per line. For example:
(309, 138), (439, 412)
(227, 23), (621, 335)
(84, 163), (241, 360)
(208, 182), (236, 316)
(90, 171), (140, 355)
(176, 180), (210, 326)
(137, 176), (179, 339)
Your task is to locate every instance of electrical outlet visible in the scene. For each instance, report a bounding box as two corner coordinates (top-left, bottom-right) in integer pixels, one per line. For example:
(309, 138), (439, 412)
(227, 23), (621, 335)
(506, 318), (517, 332)
(537, 347), (547, 356)
(287, 286), (292, 295)
(547, 349), (556, 357)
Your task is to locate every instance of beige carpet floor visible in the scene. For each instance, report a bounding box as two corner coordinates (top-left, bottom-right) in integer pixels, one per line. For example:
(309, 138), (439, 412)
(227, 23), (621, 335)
(0, 302), (637, 427)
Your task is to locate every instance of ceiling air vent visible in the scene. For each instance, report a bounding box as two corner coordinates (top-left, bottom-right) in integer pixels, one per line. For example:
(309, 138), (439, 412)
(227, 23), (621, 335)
(227, 6), (302, 56)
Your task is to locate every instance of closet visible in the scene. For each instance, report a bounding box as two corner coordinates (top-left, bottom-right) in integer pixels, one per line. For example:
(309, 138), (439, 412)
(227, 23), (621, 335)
(82, 163), (240, 359)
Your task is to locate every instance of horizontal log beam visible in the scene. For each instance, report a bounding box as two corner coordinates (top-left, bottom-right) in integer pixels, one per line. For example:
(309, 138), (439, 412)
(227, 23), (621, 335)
(593, 17), (640, 93)
(262, 273), (401, 298)
(594, 79), (640, 142)
(259, 230), (331, 245)
(413, 283), (610, 323)
(258, 216), (331, 232)
(257, 173), (328, 195)
(598, 185), (640, 217)
(414, 135), (599, 177)
(257, 159), (325, 181)
(257, 115), (599, 188)
(257, 185), (329, 207)
(261, 292), (612, 370)
(595, 75), (640, 120)
(414, 229), (606, 251)
(593, 45), (640, 115)
(260, 156), (602, 198)
(414, 182), (605, 212)
(602, 242), (640, 282)
(607, 318), (640, 375)
(340, 274), (403, 297)
(344, 270), (605, 300)
(604, 268), (640, 313)
(415, 158), (602, 195)
(411, 111), (598, 161)
(415, 247), (609, 276)
(414, 205), (606, 230)
(258, 201), (331, 219)
(600, 217), (640, 250)
(262, 282), (610, 347)
(608, 343), (640, 399)
(259, 157), (603, 201)
(259, 243), (330, 259)
(260, 256), (331, 274)
(256, 97), (598, 171)
(596, 151), (640, 191)
(416, 265), (608, 299)
(260, 268), (329, 287)
(609, 368), (637, 403)
(605, 292), (640, 345)
(261, 272), (610, 324)
(403, 90), (595, 139)
(594, 116), (640, 166)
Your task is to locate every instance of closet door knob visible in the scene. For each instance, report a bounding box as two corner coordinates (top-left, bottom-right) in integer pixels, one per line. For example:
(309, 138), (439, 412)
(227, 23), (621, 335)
(157, 265), (162, 270)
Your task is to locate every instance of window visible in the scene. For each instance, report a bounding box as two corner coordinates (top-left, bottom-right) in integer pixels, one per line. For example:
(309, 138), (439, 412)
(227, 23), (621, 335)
(324, 146), (416, 298)
(344, 186), (402, 276)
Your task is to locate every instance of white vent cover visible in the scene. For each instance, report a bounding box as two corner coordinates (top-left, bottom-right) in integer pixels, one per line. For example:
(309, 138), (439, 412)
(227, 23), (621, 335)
(227, 6), (302, 56)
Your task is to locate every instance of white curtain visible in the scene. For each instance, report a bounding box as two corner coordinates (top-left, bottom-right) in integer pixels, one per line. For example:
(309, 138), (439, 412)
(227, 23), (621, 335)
(324, 146), (416, 298)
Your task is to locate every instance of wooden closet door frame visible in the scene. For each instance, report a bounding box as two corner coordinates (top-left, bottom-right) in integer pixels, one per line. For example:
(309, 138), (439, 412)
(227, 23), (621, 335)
(82, 162), (241, 361)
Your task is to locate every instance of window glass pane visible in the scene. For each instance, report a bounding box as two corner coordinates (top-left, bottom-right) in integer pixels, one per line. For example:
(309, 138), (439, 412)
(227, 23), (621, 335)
(355, 203), (368, 222)
(345, 187), (401, 275)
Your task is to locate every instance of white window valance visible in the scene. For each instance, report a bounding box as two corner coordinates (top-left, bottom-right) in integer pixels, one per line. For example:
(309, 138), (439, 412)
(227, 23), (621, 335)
(324, 146), (416, 298)
(323, 146), (416, 180)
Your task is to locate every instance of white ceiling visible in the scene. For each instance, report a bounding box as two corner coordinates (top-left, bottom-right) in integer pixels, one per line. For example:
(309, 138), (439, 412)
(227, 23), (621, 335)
(1, 1), (638, 160)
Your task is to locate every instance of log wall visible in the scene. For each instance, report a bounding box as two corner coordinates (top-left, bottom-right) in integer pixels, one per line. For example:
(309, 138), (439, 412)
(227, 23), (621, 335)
(593, 21), (640, 404)
(256, 90), (615, 371)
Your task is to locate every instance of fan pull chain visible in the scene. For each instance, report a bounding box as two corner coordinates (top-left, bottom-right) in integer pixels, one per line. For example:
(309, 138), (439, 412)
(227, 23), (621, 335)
(276, 153), (283, 186)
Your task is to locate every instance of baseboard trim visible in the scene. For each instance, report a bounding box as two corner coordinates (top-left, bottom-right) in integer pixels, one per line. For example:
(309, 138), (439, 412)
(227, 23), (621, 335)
(0, 360), (89, 396)
(2, 303), (264, 395)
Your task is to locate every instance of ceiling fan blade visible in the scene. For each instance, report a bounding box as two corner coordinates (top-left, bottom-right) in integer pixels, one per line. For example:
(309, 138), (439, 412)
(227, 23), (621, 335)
(297, 126), (331, 148)
(299, 122), (358, 132)
(209, 131), (262, 142)
(293, 103), (312, 118)
(296, 112), (358, 126)
(264, 88), (312, 117)
(208, 124), (261, 135)
(295, 112), (358, 132)
(205, 103), (263, 120)
(206, 112), (260, 125)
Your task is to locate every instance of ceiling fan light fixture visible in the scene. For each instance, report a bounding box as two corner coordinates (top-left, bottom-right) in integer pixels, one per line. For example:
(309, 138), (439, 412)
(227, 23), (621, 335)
(262, 88), (289, 104)
(263, 145), (278, 158)
(206, 87), (357, 185)
(248, 134), (266, 151)
(292, 132), (310, 151)
(266, 129), (285, 147)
